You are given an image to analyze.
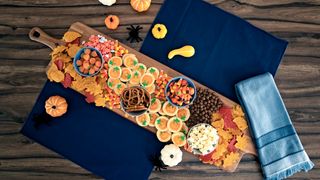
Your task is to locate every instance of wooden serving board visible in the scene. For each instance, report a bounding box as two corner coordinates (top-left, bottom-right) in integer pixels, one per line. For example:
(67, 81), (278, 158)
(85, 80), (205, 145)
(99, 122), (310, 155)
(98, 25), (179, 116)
(29, 22), (256, 172)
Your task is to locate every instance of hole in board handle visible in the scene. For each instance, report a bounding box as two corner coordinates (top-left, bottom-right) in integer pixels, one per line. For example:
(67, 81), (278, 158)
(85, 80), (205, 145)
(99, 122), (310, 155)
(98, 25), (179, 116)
(33, 31), (40, 38)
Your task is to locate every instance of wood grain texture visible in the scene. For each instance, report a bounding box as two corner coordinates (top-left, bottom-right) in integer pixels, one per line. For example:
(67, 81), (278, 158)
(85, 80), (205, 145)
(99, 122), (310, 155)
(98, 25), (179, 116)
(0, 0), (319, 179)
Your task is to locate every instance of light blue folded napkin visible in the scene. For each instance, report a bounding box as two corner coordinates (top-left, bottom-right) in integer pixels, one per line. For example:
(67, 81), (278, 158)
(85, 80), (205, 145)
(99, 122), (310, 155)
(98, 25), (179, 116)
(235, 73), (314, 180)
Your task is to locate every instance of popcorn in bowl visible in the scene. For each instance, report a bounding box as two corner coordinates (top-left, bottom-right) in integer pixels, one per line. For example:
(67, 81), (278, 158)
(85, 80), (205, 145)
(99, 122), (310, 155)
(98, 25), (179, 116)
(187, 123), (219, 155)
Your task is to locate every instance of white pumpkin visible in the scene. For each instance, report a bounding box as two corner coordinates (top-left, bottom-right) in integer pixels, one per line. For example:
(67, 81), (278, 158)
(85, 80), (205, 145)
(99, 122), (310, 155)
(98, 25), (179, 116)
(160, 144), (183, 167)
(98, 0), (116, 6)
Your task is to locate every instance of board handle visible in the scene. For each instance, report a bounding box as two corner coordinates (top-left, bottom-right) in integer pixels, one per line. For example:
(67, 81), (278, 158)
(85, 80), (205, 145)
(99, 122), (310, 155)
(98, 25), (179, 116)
(29, 27), (65, 50)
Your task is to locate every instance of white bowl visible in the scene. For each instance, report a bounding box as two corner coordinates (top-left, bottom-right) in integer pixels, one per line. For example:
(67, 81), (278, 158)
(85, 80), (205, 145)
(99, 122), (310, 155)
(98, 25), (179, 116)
(187, 123), (219, 156)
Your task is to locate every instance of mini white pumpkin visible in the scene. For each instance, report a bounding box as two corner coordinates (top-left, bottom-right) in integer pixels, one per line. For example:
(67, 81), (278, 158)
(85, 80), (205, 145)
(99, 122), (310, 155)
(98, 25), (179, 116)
(98, 0), (116, 6)
(160, 144), (183, 167)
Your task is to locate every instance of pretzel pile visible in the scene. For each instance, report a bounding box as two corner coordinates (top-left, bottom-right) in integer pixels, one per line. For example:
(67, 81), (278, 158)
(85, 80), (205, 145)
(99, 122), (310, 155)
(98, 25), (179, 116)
(121, 87), (150, 113)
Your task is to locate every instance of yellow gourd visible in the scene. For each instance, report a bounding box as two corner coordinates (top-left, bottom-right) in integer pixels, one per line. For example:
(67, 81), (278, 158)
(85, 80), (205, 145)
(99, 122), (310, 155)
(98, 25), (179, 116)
(152, 24), (167, 39)
(168, 45), (195, 60)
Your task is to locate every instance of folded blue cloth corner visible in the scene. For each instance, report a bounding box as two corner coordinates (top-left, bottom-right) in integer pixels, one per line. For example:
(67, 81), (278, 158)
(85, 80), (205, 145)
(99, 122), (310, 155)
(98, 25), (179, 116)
(235, 73), (314, 179)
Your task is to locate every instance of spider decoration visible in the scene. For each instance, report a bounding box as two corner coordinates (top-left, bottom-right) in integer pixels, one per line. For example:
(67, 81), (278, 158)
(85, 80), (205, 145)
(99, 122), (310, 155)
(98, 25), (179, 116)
(32, 111), (53, 129)
(149, 154), (168, 172)
(126, 25), (143, 43)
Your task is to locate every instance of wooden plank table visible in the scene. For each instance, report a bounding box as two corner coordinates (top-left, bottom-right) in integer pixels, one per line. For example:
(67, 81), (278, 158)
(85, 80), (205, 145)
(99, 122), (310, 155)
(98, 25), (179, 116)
(0, 0), (319, 179)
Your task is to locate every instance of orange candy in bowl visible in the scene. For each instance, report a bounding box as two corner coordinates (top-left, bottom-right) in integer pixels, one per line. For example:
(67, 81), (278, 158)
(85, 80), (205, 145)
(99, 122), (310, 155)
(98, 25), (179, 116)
(73, 47), (104, 77)
(165, 76), (196, 107)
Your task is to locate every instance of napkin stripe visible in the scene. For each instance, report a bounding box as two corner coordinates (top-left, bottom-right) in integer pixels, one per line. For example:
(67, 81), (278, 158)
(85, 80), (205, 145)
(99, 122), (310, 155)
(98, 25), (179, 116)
(256, 124), (295, 148)
(258, 134), (304, 166)
(262, 149), (304, 167)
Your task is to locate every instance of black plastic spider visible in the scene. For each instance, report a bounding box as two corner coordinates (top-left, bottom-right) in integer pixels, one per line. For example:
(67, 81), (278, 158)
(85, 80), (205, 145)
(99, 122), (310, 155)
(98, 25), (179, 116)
(126, 25), (143, 43)
(149, 154), (168, 172)
(32, 111), (53, 129)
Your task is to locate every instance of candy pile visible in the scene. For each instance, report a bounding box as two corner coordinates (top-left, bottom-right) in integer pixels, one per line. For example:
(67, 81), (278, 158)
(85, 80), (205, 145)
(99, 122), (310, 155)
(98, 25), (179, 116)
(104, 86), (121, 108)
(166, 78), (195, 106)
(84, 35), (128, 61)
(154, 71), (172, 101)
(187, 88), (223, 127)
(187, 123), (219, 155)
(75, 48), (102, 75)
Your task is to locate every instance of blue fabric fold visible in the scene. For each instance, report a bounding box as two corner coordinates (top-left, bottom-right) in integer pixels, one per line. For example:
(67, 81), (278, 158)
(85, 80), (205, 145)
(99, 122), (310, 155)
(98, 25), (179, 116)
(21, 81), (164, 180)
(235, 73), (314, 180)
(141, 0), (288, 102)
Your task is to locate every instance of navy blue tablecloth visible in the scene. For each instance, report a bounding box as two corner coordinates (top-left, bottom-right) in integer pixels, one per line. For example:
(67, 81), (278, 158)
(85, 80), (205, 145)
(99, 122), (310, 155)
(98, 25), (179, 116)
(141, 0), (288, 102)
(21, 0), (288, 179)
(21, 81), (164, 180)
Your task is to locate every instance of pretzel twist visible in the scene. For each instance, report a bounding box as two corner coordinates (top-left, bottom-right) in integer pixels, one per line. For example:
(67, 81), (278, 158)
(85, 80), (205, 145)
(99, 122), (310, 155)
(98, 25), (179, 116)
(121, 87), (150, 112)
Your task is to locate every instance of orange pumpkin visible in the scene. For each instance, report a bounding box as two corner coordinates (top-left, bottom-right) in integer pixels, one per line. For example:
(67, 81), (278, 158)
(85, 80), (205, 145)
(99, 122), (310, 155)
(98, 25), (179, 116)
(130, 0), (151, 12)
(105, 15), (120, 30)
(45, 95), (68, 117)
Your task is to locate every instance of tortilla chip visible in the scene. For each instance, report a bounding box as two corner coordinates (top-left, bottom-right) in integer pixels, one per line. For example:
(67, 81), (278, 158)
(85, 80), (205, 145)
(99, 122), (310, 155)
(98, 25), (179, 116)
(64, 63), (78, 78)
(71, 78), (86, 91)
(217, 128), (233, 142)
(212, 112), (222, 121)
(233, 117), (248, 131)
(212, 141), (228, 160)
(86, 83), (103, 96)
(51, 45), (67, 57)
(95, 96), (106, 107)
(47, 63), (64, 82)
(63, 31), (82, 42)
(67, 44), (81, 58)
(235, 135), (249, 151)
(232, 104), (245, 118)
(223, 152), (240, 168)
(212, 119), (224, 129)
